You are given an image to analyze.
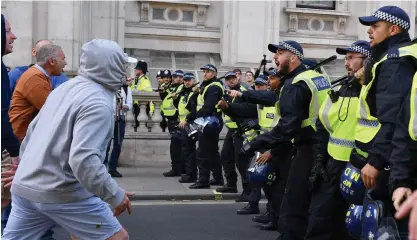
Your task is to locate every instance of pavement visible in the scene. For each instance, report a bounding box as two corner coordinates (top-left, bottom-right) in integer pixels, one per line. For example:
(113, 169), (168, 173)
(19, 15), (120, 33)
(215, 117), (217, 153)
(115, 162), (247, 201)
(54, 200), (278, 240)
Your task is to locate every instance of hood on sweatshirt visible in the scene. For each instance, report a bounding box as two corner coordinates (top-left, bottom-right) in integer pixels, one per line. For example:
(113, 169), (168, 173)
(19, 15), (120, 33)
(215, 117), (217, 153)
(2, 14), (6, 57)
(78, 39), (127, 92)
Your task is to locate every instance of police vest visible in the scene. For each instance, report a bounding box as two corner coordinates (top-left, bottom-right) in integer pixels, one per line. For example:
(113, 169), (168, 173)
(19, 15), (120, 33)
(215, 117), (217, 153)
(356, 43), (417, 144)
(130, 75), (152, 104)
(178, 91), (194, 121)
(223, 85), (247, 129)
(319, 88), (367, 161)
(276, 70), (331, 131)
(162, 84), (184, 117)
(196, 81), (224, 112)
(408, 72), (417, 140)
(258, 104), (279, 134)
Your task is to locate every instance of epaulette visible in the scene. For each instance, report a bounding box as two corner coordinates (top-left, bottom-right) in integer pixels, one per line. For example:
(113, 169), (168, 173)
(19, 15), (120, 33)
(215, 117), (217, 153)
(386, 47), (400, 59)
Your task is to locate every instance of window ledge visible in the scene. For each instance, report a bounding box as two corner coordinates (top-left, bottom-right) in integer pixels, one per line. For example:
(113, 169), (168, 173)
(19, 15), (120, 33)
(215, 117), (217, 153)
(284, 7), (351, 17)
(141, 0), (210, 7)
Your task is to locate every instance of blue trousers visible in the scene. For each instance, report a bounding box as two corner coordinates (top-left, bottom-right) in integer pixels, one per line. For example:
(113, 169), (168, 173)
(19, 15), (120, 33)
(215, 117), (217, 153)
(2, 202), (55, 239)
(104, 120), (126, 171)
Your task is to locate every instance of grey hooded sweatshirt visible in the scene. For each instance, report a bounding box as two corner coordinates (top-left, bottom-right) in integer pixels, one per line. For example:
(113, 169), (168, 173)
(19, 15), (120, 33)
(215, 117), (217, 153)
(11, 39), (127, 207)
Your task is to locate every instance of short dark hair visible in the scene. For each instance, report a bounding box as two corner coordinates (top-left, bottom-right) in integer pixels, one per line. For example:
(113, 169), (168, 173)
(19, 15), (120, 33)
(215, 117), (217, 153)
(245, 71), (254, 76)
(233, 69), (242, 74)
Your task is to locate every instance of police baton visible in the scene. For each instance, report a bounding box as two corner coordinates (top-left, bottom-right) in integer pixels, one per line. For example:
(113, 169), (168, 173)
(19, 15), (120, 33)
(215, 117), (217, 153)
(309, 55), (337, 71)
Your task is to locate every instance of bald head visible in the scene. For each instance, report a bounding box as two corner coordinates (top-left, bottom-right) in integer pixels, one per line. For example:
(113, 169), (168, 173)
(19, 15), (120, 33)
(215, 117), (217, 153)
(32, 39), (53, 57)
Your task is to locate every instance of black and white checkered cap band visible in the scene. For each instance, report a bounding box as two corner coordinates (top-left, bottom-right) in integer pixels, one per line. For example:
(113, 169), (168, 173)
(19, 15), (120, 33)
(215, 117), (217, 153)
(374, 10), (410, 30)
(280, 42), (304, 60)
(349, 45), (371, 58)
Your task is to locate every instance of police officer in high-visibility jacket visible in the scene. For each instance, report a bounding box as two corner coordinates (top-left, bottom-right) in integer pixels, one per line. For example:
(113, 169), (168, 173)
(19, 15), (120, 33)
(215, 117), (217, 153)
(242, 40), (331, 239)
(354, 6), (417, 209)
(161, 69), (184, 177)
(304, 40), (371, 240)
(228, 70), (289, 231)
(177, 73), (199, 183)
(216, 71), (257, 201)
(130, 60), (154, 129)
(389, 72), (417, 238)
(189, 64), (225, 189)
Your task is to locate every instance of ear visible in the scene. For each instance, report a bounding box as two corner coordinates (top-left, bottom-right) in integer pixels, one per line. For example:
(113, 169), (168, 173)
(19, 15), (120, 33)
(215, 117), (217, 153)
(389, 25), (401, 36)
(48, 57), (56, 66)
(31, 48), (36, 57)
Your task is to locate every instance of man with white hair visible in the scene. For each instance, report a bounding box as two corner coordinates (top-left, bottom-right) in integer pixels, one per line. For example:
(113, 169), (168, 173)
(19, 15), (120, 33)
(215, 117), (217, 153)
(2, 39), (132, 240)
(8, 39), (68, 93)
(9, 44), (66, 142)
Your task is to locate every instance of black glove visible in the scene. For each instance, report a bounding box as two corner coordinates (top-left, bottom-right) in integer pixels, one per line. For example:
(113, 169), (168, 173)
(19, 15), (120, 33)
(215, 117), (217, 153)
(241, 119), (260, 132)
(308, 153), (329, 193)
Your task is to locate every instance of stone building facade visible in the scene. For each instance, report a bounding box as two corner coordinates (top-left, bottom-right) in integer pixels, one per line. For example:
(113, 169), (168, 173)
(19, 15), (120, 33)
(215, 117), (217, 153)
(2, 0), (417, 84)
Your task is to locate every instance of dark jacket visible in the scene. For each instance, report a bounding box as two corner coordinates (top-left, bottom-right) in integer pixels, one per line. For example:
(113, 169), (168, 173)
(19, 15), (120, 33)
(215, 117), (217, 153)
(389, 90), (417, 192)
(356, 32), (417, 171)
(1, 14), (20, 156)
(196, 77), (223, 118)
(249, 64), (315, 156)
(241, 89), (279, 107)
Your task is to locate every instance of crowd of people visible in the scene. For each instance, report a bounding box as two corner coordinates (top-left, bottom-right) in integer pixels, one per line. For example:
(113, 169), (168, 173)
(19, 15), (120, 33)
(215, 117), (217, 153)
(1, 4), (417, 240)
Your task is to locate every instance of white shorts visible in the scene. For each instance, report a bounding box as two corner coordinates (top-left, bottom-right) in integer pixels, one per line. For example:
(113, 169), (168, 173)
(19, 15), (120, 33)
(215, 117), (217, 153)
(2, 194), (122, 240)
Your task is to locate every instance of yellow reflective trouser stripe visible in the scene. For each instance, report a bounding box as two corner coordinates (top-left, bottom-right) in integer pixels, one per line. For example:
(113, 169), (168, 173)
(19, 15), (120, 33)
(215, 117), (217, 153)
(329, 136), (356, 148)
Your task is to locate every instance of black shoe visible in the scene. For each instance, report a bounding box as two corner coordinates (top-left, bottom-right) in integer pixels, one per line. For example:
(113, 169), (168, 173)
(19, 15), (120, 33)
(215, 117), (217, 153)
(163, 170), (180, 177)
(237, 203), (260, 215)
(260, 221), (277, 231)
(252, 212), (271, 224)
(109, 170), (123, 178)
(179, 174), (196, 183)
(215, 184), (238, 193)
(235, 189), (250, 202)
(189, 182), (210, 189)
(209, 179), (224, 186)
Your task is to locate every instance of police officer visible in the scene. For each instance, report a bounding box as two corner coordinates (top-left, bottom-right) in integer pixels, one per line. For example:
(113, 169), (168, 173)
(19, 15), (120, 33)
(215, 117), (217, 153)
(161, 69), (184, 177)
(243, 40), (331, 239)
(228, 70), (288, 230)
(216, 72), (253, 199)
(305, 40), (371, 240)
(190, 64), (225, 189)
(131, 60), (154, 129)
(177, 73), (199, 183)
(389, 72), (417, 239)
(351, 7), (417, 235)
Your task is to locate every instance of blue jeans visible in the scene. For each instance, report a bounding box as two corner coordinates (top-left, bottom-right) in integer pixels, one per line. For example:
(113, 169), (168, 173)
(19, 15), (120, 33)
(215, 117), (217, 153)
(104, 120), (126, 171)
(2, 202), (55, 239)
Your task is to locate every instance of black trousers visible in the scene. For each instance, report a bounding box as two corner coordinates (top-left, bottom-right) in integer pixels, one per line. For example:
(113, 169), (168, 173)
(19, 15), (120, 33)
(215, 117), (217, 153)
(278, 145), (315, 240)
(305, 159), (353, 240)
(168, 120), (184, 174)
(196, 120), (224, 184)
(220, 129), (250, 189)
(181, 129), (197, 178)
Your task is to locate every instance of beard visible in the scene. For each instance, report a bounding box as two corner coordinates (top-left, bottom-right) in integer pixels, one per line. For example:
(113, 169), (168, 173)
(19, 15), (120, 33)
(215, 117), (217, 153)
(278, 59), (290, 76)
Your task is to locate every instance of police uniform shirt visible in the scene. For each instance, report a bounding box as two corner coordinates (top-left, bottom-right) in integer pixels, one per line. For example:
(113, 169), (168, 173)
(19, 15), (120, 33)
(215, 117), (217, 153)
(240, 89), (280, 107)
(358, 32), (417, 171)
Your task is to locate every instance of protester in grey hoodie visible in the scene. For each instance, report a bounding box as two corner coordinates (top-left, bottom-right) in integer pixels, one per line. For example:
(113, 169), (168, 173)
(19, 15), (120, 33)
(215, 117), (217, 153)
(3, 39), (132, 240)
